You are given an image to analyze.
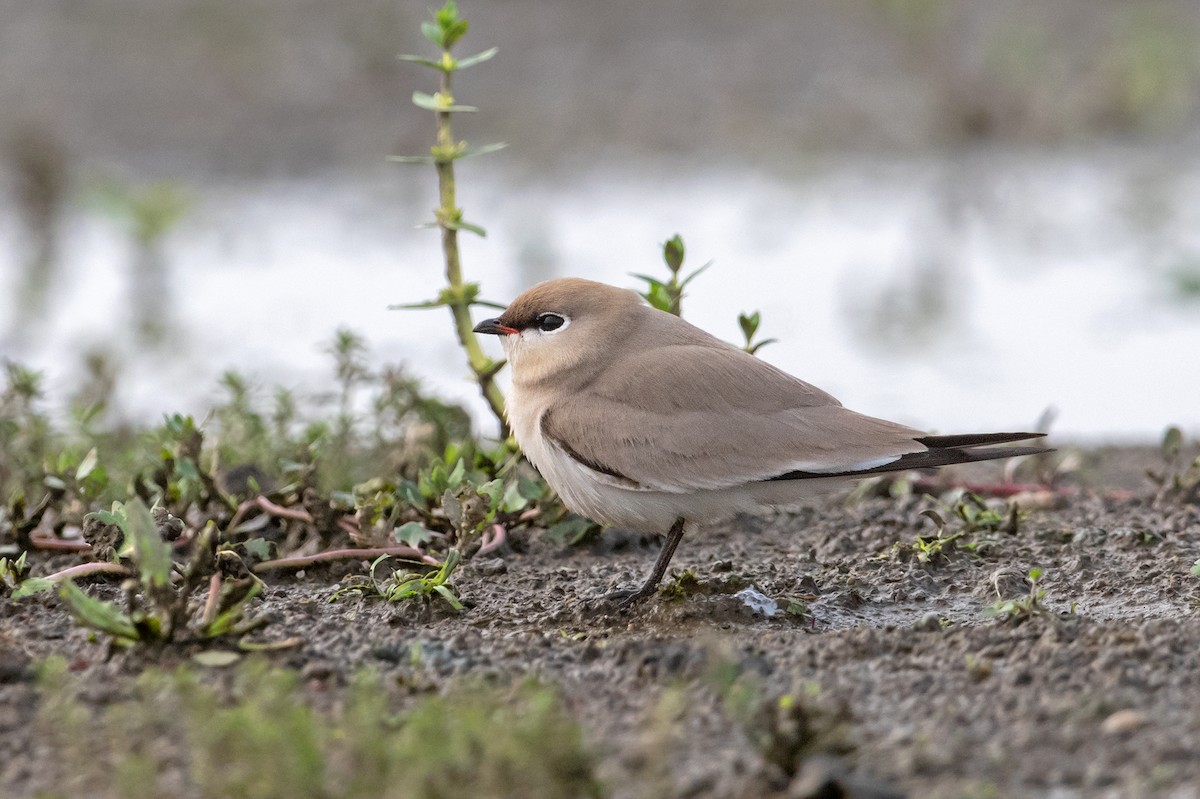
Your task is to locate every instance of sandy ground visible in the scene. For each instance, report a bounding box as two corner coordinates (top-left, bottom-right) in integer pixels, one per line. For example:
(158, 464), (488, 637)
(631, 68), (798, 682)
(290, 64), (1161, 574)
(2, 447), (1199, 798)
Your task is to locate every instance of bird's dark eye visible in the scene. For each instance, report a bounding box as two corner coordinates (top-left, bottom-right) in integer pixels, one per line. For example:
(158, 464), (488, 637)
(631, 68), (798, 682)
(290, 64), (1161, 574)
(536, 313), (566, 332)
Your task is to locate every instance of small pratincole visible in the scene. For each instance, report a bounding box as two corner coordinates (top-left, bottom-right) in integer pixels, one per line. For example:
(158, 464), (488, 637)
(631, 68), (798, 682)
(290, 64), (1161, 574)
(475, 278), (1046, 607)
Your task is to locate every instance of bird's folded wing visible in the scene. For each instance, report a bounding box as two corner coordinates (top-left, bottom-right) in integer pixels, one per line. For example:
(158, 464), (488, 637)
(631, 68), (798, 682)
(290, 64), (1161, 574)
(540, 344), (928, 493)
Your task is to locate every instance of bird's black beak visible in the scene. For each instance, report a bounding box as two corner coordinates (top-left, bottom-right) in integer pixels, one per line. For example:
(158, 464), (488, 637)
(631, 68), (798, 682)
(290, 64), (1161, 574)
(473, 317), (517, 336)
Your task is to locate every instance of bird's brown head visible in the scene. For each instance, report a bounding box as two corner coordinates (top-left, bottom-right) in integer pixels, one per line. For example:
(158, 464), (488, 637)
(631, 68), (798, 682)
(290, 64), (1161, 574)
(473, 278), (644, 381)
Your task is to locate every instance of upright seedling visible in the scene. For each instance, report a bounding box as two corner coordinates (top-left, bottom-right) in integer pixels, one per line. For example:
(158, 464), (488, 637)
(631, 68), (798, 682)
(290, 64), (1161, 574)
(390, 1), (509, 437)
(634, 233), (775, 355)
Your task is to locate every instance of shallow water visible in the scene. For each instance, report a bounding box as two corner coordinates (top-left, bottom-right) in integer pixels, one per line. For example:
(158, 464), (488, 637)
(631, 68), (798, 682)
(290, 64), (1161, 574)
(2, 147), (1199, 441)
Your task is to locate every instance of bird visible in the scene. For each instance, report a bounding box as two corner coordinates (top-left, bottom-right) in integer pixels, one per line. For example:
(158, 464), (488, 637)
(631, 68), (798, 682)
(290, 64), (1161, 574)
(474, 277), (1046, 607)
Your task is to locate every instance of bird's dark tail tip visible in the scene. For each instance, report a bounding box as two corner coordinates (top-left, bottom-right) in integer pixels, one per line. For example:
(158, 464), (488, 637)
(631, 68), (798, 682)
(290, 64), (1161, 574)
(767, 434), (1051, 482)
(916, 432), (1047, 449)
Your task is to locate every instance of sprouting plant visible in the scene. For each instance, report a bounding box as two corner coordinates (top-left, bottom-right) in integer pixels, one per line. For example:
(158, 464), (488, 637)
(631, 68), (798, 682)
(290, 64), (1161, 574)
(354, 438), (561, 549)
(737, 311), (777, 355)
(389, 1), (509, 437)
(906, 520), (969, 565)
(381, 549), (463, 609)
(330, 549), (465, 612)
(896, 493), (1018, 564)
(632, 234), (711, 317)
(1191, 558), (1200, 577)
(631, 234), (779, 360)
(0, 551), (31, 595)
(1149, 425), (1200, 504)
(951, 492), (1018, 533)
(986, 567), (1065, 624)
(59, 498), (265, 649)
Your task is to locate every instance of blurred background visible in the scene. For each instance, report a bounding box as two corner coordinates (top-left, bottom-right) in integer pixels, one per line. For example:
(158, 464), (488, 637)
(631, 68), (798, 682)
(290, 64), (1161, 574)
(2, 0), (1199, 442)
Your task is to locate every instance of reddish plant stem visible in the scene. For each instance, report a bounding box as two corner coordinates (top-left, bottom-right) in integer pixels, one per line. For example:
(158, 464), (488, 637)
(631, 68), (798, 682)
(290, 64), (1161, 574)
(41, 561), (131, 582)
(29, 535), (92, 552)
(229, 495), (317, 532)
(201, 572), (222, 626)
(478, 524), (506, 555)
(253, 546), (440, 574)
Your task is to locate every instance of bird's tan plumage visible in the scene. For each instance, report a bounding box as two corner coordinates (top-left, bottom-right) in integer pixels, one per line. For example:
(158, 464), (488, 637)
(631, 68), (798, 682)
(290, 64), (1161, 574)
(474, 277), (1046, 605)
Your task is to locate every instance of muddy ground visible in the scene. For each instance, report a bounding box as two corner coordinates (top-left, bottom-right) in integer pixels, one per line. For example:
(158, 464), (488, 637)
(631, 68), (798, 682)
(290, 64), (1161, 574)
(2, 446), (1199, 799)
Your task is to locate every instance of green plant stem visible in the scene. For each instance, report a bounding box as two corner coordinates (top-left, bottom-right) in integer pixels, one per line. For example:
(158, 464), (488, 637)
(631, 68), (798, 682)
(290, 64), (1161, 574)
(434, 64), (509, 438)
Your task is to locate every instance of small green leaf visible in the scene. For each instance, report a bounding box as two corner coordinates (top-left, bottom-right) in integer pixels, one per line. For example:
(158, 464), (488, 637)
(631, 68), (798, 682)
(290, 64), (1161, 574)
(433, 584), (464, 610)
(677, 261), (712, 288)
(94, 505), (125, 528)
(396, 53), (443, 70)
(412, 91), (440, 111)
(501, 481), (529, 512)
(387, 154), (436, 165)
(442, 19), (469, 48)
(397, 480), (425, 507)
(241, 537), (273, 561)
(643, 283), (671, 313)
(395, 522), (434, 548)
(455, 47), (497, 69)
(389, 578), (423, 601)
(421, 20), (444, 47)
(60, 582), (139, 642)
(746, 339), (778, 356)
(546, 516), (599, 546)
(126, 498), (172, 590)
(75, 448), (99, 481)
(388, 298), (448, 311)
(12, 577), (54, 599)
(663, 234), (685, 274)
(176, 458), (201, 482)
(450, 218), (488, 237)
(459, 142), (508, 159)
(738, 312), (760, 341)
(79, 464), (109, 497)
(1162, 426), (1184, 461)
(435, 1), (459, 27)
(517, 474), (545, 501)
(630, 273), (666, 291)
(477, 479), (505, 507)
(411, 91), (477, 113)
(1191, 558), (1200, 577)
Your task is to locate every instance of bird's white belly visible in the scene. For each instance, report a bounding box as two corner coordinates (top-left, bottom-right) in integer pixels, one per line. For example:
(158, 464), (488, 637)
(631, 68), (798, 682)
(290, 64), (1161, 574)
(509, 393), (847, 532)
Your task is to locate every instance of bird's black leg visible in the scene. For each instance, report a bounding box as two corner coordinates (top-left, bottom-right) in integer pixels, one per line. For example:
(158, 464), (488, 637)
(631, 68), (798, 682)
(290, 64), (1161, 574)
(595, 516), (687, 609)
